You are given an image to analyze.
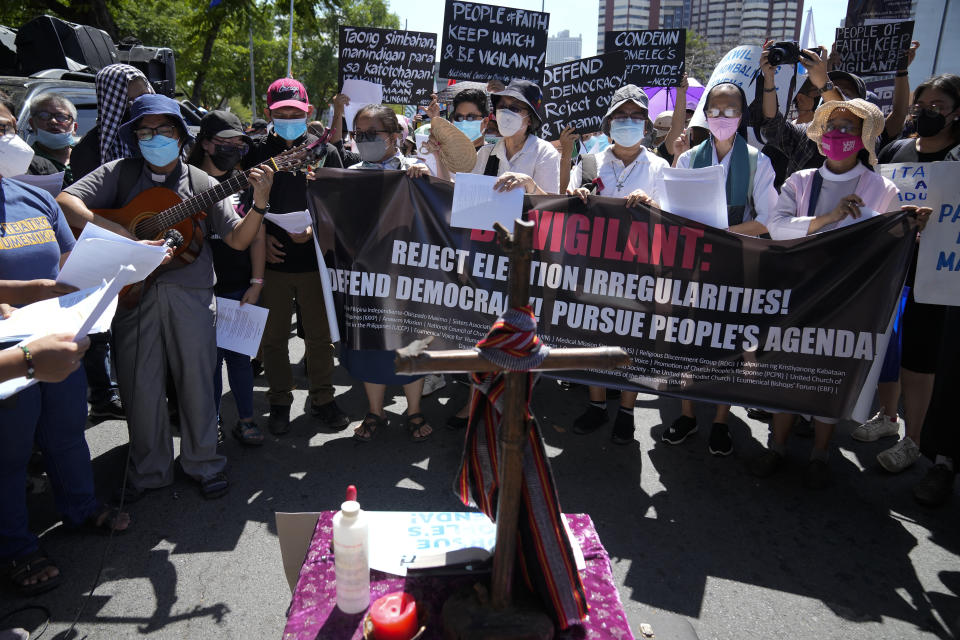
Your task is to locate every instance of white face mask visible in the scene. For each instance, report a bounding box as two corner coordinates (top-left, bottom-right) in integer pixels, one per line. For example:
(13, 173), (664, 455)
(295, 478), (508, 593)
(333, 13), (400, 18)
(495, 109), (526, 137)
(0, 132), (35, 178)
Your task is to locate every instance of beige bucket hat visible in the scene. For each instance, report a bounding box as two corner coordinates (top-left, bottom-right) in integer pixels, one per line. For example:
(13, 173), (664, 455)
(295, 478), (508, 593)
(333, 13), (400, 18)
(807, 99), (885, 165)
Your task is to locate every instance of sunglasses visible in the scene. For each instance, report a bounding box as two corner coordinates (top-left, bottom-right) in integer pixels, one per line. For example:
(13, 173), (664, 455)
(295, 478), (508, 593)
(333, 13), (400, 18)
(35, 111), (74, 124)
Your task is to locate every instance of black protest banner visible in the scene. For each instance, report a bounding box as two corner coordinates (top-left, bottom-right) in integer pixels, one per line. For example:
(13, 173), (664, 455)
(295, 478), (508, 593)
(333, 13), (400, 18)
(439, 0), (549, 82)
(308, 169), (915, 419)
(540, 52), (626, 141)
(845, 0), (912, 24)
(338, 26), (437, 105)
(603, 29), (685, 87)
(834, 21), (914, 75)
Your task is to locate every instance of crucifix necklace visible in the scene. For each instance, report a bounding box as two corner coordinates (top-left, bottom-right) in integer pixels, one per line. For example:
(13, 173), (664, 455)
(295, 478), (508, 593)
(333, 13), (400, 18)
(612, 159), (639, 192)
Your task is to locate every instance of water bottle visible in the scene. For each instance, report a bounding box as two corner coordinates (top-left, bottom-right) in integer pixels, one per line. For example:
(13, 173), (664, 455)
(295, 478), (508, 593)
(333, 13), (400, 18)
(333, 485), (370, 613)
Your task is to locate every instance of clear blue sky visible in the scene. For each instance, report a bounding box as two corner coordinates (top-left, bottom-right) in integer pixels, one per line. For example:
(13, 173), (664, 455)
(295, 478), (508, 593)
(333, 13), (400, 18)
(386, 0), (849, 58)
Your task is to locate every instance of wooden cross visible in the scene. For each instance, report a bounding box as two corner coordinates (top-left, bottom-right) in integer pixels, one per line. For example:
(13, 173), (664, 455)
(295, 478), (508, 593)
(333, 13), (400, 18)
(395, 218), (629, 635)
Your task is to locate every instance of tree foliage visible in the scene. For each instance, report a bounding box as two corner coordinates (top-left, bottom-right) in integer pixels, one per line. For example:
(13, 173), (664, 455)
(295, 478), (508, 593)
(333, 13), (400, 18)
(685, 29), (722, 84)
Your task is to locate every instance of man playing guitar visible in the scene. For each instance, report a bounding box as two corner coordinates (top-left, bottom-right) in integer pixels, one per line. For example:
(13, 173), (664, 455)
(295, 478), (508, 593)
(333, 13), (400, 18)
(56, 94), (274, 500)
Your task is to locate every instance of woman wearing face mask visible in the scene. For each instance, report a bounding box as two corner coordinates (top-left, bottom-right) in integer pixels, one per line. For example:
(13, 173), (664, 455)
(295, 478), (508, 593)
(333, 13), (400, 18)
(341, 104), (435, 444)
(565, 84), (669, 445)
(665, 82), (780, 458)
(472, 79), (560, 195)
(758, 99), (930, 488)
(186, 110), (266, 446)
(879, 74), (960, 163)
(26, 94), (79, 186)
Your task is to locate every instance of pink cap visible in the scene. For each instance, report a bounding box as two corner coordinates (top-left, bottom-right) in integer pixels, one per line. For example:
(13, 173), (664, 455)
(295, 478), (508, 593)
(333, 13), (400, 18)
(267, 78), (310, 111)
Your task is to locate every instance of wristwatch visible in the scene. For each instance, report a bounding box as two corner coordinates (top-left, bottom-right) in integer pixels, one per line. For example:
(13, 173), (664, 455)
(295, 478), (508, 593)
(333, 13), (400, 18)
(818, 81), (835, 94)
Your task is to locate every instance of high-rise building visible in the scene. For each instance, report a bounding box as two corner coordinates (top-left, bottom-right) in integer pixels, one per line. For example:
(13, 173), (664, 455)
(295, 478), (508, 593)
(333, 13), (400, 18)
(596, 0), (694, 53)
(547, 29), (583, 65)
(688, 1), (802, 50)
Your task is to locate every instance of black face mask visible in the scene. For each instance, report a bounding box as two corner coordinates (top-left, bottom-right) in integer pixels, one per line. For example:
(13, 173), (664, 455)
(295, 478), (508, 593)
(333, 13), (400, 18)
(210, 144), (244, 171)
(915, 110), (947, 138)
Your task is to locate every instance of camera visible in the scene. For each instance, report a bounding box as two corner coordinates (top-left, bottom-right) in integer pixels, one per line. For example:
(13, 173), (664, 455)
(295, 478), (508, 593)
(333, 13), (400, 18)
(767, 41), (809, 66)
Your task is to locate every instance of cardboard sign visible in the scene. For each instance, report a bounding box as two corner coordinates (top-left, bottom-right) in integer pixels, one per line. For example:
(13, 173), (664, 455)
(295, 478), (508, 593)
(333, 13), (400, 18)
(439, 0), (550, 82)
(834, 21), (914, 75)
(603, 29), (685, 87)
(539, 51), (626, 140)
(338, 26), (437, 105)
(880, 162), (960, 306)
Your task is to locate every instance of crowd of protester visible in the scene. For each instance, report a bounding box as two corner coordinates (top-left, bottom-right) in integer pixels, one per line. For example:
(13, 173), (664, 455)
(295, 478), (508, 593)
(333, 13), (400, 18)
(1, 35), (958, 597)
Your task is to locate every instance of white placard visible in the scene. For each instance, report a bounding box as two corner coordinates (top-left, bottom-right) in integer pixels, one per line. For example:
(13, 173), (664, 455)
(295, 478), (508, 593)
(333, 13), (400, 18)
(311, 233), (341, 344)
(449, 172), (525, 231)
(264, 210), (312, 235)
(57, 224), (166, 289)
(657, 165), (729, 229)
(341, 79), (384, 133)
(215, 298), (269, 358)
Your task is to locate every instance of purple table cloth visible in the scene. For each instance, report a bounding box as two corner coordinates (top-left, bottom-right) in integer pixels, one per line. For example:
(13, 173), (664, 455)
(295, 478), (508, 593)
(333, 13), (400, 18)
(282, 512), (635, 640)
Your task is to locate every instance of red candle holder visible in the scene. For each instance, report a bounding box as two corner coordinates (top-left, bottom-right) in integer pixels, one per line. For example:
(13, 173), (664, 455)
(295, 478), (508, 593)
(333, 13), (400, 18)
(363, 592), (426, 640)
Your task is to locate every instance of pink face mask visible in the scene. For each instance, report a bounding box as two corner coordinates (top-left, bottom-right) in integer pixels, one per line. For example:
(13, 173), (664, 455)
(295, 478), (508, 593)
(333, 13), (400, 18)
(706, 116), (740, 141)
(820, 130), (864, 161)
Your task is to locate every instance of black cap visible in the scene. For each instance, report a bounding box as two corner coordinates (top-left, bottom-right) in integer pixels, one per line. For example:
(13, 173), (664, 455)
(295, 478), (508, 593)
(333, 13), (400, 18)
(199, 110), (250, 141)
(492, 79), (545, 128)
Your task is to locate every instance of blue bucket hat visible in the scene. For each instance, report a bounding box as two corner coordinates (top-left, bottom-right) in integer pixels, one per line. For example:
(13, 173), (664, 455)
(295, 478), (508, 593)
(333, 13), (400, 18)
(118, 94), (194, 152)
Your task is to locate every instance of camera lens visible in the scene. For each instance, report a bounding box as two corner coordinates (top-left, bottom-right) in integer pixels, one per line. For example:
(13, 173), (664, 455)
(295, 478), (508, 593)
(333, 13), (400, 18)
(768, 47), (785, 66)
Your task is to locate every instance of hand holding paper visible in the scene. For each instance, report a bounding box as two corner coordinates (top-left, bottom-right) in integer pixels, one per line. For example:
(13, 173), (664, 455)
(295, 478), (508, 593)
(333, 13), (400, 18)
(342, 79), (384, 135)
(657, 165), (728, 229)
(450, 173), (525, 231)
(57, 224), (167, 289)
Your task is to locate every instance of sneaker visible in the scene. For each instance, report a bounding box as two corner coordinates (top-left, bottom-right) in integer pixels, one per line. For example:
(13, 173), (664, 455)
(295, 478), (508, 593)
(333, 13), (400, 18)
(851, 411), (903, 442)
(708, 422), (733, 456)
(877, 437), (920, 473)
(200, 472), (229, 500)
(913, 464), (955, 507)
(610, 411), (635, 445)
(268, 404), (291, 435)
(746, 408), (773, 422)
(572, 405), (609, 434)
(802, 459), (832, 490)
(422, 374), (447, 397)
(661, 415), (698, 444)
(748, 449), (784, 477)
(311, 400), (350, 431)
(89, 395), (125, 420)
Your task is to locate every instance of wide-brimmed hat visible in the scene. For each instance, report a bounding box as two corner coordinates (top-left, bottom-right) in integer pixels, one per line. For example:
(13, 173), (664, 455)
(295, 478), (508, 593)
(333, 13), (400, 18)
(118, 94), (194, 151)
(808, 99), (885, 165)
(601, 85), (649, 135)
(491, 79), (544, 128)
(426, 117), (477, 174)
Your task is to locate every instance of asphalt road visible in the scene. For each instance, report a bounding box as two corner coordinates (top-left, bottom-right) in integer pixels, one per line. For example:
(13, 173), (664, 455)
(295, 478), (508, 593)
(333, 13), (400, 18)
(3, 331), (958, 639)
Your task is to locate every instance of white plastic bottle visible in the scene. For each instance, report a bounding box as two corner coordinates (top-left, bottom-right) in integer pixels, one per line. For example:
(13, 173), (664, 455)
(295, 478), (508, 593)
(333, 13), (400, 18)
(332, 490), (370, 614)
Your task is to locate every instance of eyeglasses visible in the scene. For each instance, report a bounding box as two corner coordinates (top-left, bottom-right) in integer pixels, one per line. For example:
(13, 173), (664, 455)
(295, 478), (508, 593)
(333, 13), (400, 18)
(705, 107), (742, 118)
(351, 129), (390, 142)
(610, 112), (647, 123)
(824, 122), (861, 134)
(215, 142), (249, 156)
(497, 103), (529, 115)
(0, 121), (16, 136)
(134, 125), (178, 141)
(34, 111), (74, 124)
(452, 114), (484, 122)
(910, 105), (951, 118)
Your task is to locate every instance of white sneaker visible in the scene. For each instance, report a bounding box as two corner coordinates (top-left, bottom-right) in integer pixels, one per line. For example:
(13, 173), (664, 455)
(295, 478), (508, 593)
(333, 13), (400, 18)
(421, 374), (446, 397)
(851, 411), (903, 442)
(877, 437), (920, 473)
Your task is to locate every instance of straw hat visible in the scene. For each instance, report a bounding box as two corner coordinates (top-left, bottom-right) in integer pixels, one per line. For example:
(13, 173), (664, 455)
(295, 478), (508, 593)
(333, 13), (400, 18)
(807, 99), (885, 165)
(426, 117), (478, 174)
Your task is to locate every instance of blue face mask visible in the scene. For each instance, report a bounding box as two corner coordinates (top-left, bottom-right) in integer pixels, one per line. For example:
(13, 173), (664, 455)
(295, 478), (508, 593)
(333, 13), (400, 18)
(139, 135), (181, 167)
(609, 121), (647, 148)
(36, 128), (77, 150)
(453, 119), (483, 141)
(484, 134), (501, 145)
(585, 135), (611, 154)
(273, 117), (307, 141)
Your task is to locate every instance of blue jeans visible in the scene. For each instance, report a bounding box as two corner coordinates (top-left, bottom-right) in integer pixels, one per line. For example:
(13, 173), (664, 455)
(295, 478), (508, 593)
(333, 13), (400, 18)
(214, 289), (255, 421)
(0, 367), (99, 561)
(83, 331), (118, 404)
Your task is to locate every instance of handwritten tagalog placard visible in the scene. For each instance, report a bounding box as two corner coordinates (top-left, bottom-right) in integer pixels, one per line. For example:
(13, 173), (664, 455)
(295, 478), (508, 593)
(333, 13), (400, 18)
(834, 21), (914, 75)
(604, 29), (685, 87)
(338, 26), (437, 105)
(439, 0), (550, 83)
(540, 51), (626, 141)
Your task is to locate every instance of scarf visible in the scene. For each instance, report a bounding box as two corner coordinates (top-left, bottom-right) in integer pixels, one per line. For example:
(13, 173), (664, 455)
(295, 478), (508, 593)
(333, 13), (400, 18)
(95, 64), (155, 165)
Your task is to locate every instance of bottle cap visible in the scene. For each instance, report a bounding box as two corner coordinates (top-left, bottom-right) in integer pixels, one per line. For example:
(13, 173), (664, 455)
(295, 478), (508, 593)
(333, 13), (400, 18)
(341, 500), (360, 516)
(346, 485), (357, 501)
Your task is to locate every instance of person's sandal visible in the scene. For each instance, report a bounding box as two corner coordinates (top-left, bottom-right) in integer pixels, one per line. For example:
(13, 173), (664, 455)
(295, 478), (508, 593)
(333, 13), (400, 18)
(232, 420), (265, 446)
(200, 472), (229, 500)
(76, 506), (131, 536)
(353, 413), (385, 442)
(406, 412), (433, 442)
(7, 549), (61, 597)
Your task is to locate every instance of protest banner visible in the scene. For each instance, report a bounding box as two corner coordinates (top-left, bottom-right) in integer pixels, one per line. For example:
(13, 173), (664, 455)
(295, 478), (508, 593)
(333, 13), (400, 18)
(603, 29), (685, 87)
(438, 0), (550, 82)
(308, 169), (916, 419)
(864, 77), (895, 116)
(845, 0), (913, 24)
(834, 21), (914, 75)
(338, 26), (437, 105)
(880, 162), (960, 306)
(539, 51), (626, 141)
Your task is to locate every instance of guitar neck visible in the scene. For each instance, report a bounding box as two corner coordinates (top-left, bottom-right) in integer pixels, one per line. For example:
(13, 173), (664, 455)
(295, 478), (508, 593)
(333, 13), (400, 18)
(136, 170), (250, 238)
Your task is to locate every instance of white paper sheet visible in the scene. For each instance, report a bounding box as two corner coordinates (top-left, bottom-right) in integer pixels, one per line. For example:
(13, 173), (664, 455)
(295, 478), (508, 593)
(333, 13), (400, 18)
(57, 224), (167, 289)
(835, 207), (880, 229)
(264, 210), (313, 235)
(0, 271), (126, 399)
(311, 232), (341, 343)
(449, 172), (525, 231)
(10, 172), (65, 197)
(341, 79), (384, 133)
(215, 298), (269, 358)
(415, 133), (430, 154)
(657, 165), (729, 229)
